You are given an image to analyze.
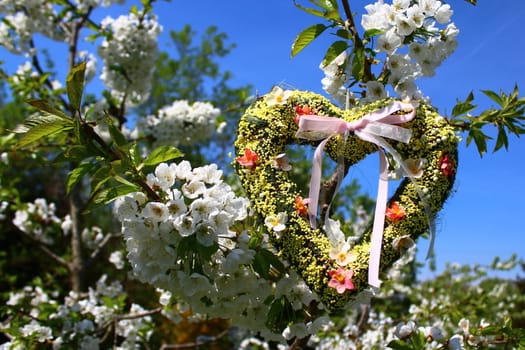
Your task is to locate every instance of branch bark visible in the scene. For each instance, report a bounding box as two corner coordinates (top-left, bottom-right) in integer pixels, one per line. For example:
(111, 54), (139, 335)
(88, 232), (121, 264)
(66, 10), (93, 293)
(69, 185), (87, 293)
(319, 163), (350, 226)
(13, 225), (69, 268)
(159, 328), (229, 350)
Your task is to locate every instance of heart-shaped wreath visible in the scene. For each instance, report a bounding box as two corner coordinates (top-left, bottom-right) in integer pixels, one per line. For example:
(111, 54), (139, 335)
(234, 88), (458, 311)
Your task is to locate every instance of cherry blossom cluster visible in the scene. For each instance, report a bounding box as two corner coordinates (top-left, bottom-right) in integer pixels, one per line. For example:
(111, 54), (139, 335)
(11, 198), (116, 254)
(12, 198), (62, 245)
(2, 275), (153, 349)
(5, 61), (63, 101)
(321, 0), (458, 104)
(137, 100), (221, 147)
(71, 0), (125, 13)
(98, 12), (162, 105)
(235, 258), (522, 349)
(0, 0), (125, 56)
(116, 160), (329, 340)
(0, 0), (65, 55)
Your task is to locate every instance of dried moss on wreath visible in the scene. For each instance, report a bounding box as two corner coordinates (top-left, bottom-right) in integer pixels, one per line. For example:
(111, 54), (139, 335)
(234, 88), (458, 311)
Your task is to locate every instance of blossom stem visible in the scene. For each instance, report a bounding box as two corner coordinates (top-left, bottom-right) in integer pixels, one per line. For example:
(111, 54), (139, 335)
(341, 0), (374, 81)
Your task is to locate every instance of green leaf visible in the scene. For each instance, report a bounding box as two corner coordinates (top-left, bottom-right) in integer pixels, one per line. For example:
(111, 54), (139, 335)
(364, 28), (384, 38)
(252, 249), (285, 280)
(66, 62), (86, 111)
(114, 175), (138, 188)
(479, 324), (500, 336)
(129, 142), (141, 167)
(15, 115), (73, 148)
(494, 126), (509, 152)
(321, 40), (348, 68)
(309, 0), (339, 20)
(351, 46), (365, 80)
(110, 159), (128, 174)
(334, 28), (351, 40)
(291, 23), (328, 57)
(105, 115), (128, 148)
(195, 241), (220, 261)
(73, 117), (82, 144)
(66, 161), (95, 193)
(481, 89), (504, 106)
(293, 1), (325, 18)
(314, 0), (338, 11)
(90, 164), (113, 194)
(61, 145), (100, 162)
(411, 329), (427, 349)
(244, 114), (269, 127)
(26, 100), (70, 119)
(142, 145), (184, 167)
(452, 91), (476, 117)
(466, 127), (491, 157)
(464, 0), (476, 4)
(265, 296), (294, 333)
(130, 4), (139, 15)
(175, 235), (217, 274)
(91, 184), (139, 206)
(490, 256), (500, 269)
(386, 340), (412, 350)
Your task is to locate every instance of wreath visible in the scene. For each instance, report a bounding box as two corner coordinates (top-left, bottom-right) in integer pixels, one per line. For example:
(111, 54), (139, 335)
(234, 88), (458, 311)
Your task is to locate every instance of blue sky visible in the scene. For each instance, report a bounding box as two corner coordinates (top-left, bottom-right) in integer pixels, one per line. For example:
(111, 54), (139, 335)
(151, 0), (525, 278)
(3, 0), (524, 278)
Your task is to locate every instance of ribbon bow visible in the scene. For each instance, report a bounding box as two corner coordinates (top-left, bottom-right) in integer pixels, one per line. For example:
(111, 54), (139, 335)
(295, 101), (424, 288)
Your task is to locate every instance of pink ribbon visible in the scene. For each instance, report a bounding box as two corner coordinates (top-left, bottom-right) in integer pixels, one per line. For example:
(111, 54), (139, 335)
(295, 101), (417, 288)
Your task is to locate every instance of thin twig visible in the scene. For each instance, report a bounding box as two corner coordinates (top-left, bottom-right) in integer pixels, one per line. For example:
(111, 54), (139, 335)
(28, 39), (69, 108)
(115, 307), (163, 321)
(79, 122), (161, 201)
(356, 304), (370, 335)
(98, 307), (163, 345)
(67, 6), (93, 74)
(88, 232), (121, 262)
(13, 224), (69, 268)
(159, 328), (229, 350)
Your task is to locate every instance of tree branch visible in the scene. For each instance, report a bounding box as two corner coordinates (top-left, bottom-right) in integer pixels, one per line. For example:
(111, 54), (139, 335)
(28, 39), (69, 107)
(67, 5), (93, 72)
(159, 328), (229, 350)
(13, 224), (69, 269)
(116, 306), (163, 321)
(88, 232), (121, 265)
(340, 0), (374, 81)
(357, 304), (370, 335)
(319, 162), (350, 226)
(69, 184), (87, 293)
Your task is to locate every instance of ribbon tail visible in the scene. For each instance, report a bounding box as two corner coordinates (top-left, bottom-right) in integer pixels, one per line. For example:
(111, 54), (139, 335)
(366, 133), (436, 259)
(368, 148), (389, 288)
(308, 137), (333, 229)
(425, 211), (436, 259)
(324, 133), (347, 225)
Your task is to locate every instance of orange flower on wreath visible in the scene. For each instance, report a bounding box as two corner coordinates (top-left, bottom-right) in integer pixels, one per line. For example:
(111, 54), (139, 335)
(294, 195), (311, 216)
(236, 148), (259, 169)
(294, 105), (315, 124)
(385, 201), (406, 222)
(439, 153), (455, 178)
